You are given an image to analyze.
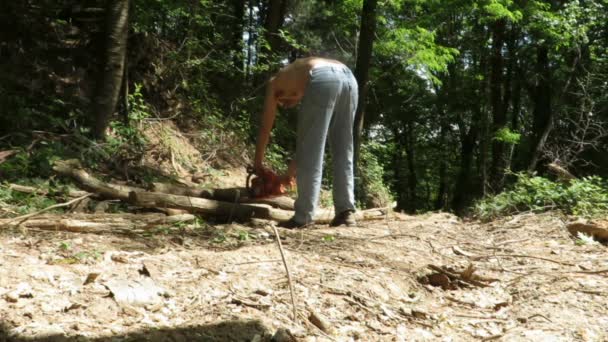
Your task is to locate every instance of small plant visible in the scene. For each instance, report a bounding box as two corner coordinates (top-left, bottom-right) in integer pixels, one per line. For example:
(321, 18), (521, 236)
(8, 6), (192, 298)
(212, 231), (227, 244)
(322, 235), (336, 243)
(237, 230), (250, 241)
(59, 241), (72, 251)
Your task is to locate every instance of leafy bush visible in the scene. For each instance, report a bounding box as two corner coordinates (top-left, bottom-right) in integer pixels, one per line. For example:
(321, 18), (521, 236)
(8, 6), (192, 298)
(474, 173), (608, 220)
(356, 142), (394, 209)
(0, 141), (71, 180)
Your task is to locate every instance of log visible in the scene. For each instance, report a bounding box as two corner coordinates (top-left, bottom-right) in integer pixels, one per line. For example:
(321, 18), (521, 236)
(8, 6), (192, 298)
(0, 213), (196, 233)
(151, 182), (295, 210)
(547, 162), (576, 182)
(129, 191), (273, 220)
(151, 182), (213, 198)
(129, 190), (388, 223)
(53, 160), (145, 201)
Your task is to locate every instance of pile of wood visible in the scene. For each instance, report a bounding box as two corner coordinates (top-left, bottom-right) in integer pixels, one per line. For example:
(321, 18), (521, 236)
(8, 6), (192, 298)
(39, 160), (388, 225)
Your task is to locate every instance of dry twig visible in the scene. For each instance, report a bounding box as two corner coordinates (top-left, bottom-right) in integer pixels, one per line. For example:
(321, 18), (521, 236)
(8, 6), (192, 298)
(472, 253), (575, 266)
(271, 224), (298, 322)
(5, 193), (92, 227)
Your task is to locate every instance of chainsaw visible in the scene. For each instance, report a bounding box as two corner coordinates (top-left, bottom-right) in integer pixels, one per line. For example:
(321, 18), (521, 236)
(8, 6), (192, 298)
(246, 166), (293, 199)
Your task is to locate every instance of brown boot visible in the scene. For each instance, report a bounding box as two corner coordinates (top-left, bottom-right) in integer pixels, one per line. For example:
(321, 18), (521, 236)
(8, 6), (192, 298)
(330, 210), (357, 227)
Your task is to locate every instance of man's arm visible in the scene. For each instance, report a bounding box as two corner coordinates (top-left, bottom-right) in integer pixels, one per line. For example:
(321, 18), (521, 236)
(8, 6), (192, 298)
(254, 78), (278, 172)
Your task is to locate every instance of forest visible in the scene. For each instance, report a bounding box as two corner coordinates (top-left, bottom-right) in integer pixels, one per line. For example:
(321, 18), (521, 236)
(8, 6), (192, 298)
(1, 0), (608, 341)
(1, 0), (607, 213)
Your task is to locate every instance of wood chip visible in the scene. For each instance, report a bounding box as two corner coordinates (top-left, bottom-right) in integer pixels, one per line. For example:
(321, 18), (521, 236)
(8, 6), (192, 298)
(308, 310), (332, 334)
(83, 272), (100, 286)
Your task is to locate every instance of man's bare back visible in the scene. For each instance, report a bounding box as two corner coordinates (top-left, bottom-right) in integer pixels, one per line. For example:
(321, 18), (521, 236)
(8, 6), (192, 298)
(271, 57), (344, 108)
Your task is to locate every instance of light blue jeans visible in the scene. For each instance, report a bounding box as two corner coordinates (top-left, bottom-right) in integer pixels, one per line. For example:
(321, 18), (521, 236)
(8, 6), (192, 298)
(294, 64), (358, 224)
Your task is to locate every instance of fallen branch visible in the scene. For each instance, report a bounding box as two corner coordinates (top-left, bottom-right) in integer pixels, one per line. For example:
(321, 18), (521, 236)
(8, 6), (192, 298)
(0, 213), (196, 233)
(53, 160), (144, 201)
(427, 264), (490, 288)
(6, 193), (92, 226)
(54, 159), (388, 223)
(151, 182), (296, 210)
(472, 253), (575, 266)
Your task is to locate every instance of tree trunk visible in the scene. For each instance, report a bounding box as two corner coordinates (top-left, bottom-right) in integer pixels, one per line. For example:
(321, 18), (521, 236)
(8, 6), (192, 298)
(259, 0), (287, 67)
(452, 111), (480, 214)
(91, 0), (130, 140)
(404, 122), (417, 213)
(231, 0), (246, 70)
(245, 0), (255, 83)
(391, 127), (406, 211)
(528, 45), (553, 172)
(489, 19), (507, 191)
(434, 123), (449, 210)
(353, 0), (378, 171)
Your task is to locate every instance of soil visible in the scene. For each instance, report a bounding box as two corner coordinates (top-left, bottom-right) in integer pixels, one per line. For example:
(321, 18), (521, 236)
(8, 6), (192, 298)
(1, 211), (607, 341)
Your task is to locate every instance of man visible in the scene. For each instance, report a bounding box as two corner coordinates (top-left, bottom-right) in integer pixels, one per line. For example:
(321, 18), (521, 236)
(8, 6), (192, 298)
(254, 57), (358, 228)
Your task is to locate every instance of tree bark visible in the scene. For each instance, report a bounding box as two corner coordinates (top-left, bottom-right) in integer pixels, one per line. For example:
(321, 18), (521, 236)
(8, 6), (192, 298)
(91, 0), (130, 140)
(353, 0), (378, 170)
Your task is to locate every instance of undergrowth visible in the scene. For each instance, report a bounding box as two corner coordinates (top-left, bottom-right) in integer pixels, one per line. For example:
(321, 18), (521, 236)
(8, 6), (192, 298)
(474, 173), (608, 220)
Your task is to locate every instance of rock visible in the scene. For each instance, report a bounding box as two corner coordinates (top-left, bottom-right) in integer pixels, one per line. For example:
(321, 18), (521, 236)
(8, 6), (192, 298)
(104, 277), (165, 308)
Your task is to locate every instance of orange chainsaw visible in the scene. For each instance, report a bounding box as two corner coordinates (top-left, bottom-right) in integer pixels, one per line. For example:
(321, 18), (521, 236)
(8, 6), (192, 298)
(246, 166), (293, 199)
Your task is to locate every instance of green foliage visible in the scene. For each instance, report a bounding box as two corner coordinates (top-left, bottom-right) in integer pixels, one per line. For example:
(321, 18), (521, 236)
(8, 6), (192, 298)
(474, 173), (608, 220)
(376, 27), (459, 84)
(104, 84), (150, 162)
(493, 127), (521, 145)
(0, 184), (58, 215)
(480, 0), (523, 22)
(356, 142), (394, 209)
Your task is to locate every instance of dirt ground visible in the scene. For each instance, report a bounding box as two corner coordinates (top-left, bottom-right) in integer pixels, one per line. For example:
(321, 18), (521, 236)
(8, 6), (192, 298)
(1, 210), (607, 342)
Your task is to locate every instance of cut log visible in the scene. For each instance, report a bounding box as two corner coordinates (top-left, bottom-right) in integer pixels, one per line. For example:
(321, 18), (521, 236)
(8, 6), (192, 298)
(151, 182), (213, 198)
(0, 213), (196, 233)
(129, 191), (272, 220)
(151, 182), (295, 210)
(130, 190), (388, 223)
(53, 160), (145, 201)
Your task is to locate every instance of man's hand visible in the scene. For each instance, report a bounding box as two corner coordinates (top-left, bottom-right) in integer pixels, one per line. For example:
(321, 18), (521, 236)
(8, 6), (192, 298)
(253, 163), (269, 176)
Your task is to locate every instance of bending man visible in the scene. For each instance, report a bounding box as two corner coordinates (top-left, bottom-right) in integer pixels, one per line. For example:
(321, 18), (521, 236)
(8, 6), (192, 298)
(254, 57), (358, 228)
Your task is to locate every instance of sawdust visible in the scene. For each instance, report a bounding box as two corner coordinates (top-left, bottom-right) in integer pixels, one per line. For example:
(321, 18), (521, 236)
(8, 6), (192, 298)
(1, 212), (607, 341)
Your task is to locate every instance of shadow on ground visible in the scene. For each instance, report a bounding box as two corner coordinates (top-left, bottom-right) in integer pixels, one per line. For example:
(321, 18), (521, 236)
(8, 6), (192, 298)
(0, 319), (291, 342)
